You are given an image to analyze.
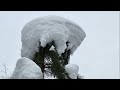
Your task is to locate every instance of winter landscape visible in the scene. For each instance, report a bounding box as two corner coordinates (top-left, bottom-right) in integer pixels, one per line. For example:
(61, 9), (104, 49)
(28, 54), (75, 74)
(0, 11), (119, 79)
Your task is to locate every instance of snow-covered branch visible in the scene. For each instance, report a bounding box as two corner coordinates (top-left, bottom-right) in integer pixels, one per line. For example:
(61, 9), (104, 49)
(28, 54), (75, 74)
(10, 15), (86, 79)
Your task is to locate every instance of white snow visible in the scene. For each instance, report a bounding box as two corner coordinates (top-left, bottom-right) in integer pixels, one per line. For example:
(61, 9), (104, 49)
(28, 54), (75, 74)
(21, 15), (86, 59)
(49, 45), (55, 51)
(10, 57), (43, 79)
(65, 64), (79, 79)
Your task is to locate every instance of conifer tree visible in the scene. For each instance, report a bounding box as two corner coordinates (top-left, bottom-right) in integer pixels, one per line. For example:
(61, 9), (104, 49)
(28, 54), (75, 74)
(33, 41), (72, 79)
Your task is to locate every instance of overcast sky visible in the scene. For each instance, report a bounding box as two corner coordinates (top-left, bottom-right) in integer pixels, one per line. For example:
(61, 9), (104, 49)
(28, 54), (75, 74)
(0, 11), (119, 79)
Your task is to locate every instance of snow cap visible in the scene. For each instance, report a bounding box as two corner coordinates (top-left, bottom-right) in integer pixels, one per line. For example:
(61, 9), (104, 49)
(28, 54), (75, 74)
(21, 15), (86, 59)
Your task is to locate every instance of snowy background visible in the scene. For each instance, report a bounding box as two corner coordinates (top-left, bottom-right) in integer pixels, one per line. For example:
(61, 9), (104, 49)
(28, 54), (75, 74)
(0, 11), (119, 79)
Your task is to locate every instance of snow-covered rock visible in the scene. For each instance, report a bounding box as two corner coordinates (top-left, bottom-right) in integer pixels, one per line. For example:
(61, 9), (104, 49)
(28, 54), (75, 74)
(10, 57), (43, 79)
(21, 15), (86, 59)
(65, 64), (79, 79)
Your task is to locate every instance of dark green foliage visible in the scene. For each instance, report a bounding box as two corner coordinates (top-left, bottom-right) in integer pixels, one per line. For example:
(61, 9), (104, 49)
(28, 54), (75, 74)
(33, 41), (71, 79)
(33, 42), (44, 72)
(33, 41), (82, 79)
(47, 50), (70, 79)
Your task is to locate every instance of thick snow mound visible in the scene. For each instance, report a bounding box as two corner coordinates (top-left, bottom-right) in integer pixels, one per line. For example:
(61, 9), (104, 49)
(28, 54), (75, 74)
(21, 15), (86, 59)
(10, 57), (43, 79)
(65, 64), (79, 79)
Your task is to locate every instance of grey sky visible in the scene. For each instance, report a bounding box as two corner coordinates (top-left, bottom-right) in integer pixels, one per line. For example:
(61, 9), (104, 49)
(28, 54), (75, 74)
(0, 11), (119, 79)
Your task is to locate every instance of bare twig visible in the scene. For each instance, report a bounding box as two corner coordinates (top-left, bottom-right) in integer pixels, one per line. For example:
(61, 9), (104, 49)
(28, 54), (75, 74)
(0, 63), (10, 79)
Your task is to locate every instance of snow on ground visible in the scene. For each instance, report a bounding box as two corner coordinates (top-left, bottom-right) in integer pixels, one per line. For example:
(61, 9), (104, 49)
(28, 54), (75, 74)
(21, 15), (86, 59)
(10, 57), (43, 79)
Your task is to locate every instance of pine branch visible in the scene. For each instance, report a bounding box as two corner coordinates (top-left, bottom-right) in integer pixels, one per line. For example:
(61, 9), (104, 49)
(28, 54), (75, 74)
(33, 41), (71, 79)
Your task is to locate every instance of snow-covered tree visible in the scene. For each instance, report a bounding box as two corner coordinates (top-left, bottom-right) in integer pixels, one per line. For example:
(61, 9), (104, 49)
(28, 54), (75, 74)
(19, 15), (86, 79)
